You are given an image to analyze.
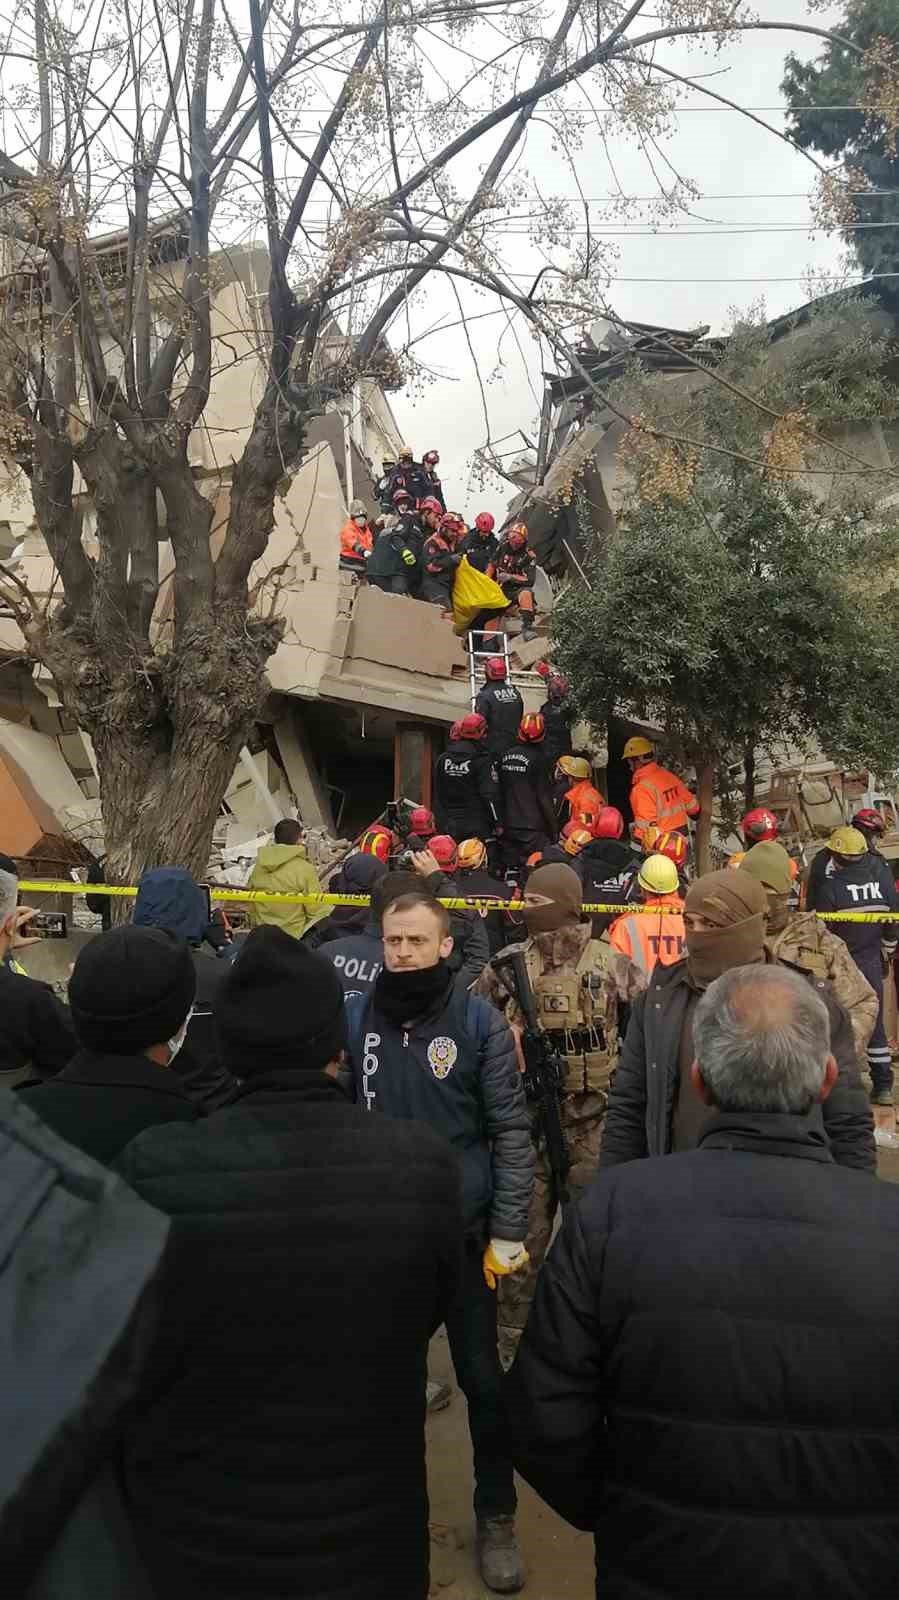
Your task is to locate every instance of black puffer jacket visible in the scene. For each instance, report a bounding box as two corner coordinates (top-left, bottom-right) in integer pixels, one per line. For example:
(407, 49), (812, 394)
(475, 681), (524, 758)
(507, 1110), (899, 1599)
(434, 737), (500, 839)
(345, 974), (533, 1239)
(602, 955), (875, 1173)
(116, 1073), (462, 1600)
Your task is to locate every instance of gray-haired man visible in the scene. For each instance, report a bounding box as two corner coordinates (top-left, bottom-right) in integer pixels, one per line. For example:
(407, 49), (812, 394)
(0, 851), (75, 1086)
(507, 963), (899, 1600)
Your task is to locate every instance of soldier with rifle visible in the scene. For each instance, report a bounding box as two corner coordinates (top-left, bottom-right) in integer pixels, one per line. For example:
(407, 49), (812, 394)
(475, 861), (616, 1363)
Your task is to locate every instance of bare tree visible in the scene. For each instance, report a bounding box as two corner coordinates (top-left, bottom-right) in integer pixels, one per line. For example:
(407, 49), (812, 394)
(0, 0), (868, 878)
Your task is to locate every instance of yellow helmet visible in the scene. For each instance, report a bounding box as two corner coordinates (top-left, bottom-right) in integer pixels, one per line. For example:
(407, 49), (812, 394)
(623, 735), (653, 760)
(557, 755), (591, 781)
(457, 837), (487, 870)
(638, 853), (680, 896)
(828, 825), (867, 858)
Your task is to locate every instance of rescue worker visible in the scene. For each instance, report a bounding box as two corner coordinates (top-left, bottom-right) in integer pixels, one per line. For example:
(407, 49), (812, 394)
(607, 853), (686, 1004)
(578, 806), (642, 935)
(366, 502), (418, 595)
(338, 499), (373, 569)
(456, 837), (523, 957)
(343, 889), (533, 1594)
(554, 754), (603, 833)
(462, 511), (500, 574)
(434, 713), (501, 843)
(421, 512), (465, 607)
(498, 714), (557, 872)
(475, 863), (616, 1364)
(816, 825), (899, 1105)
(624, 736), (700, 846)
(727, 808), (799, 886)
(738, 840), (877, 1063)
(421, 448), (446, 509)
(489, 524), (538, 640)
(358, 826), (395, 864)
(376, 452), (397, 511)
(386, 446), (428, 506)
(539, 675), (574, 765)
(411, 839), (492, 991)
(475, 656), (524, 759)
(406, 805), (437, 853)
(853, 807), (889, 853)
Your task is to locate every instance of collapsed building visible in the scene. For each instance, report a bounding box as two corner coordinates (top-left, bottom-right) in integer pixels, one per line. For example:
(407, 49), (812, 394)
(0, 230), (556, 874)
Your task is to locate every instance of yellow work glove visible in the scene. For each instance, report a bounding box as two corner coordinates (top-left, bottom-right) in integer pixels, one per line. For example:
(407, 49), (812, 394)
(483, 1239), (529, 1291)
(401, 547), (416, 566)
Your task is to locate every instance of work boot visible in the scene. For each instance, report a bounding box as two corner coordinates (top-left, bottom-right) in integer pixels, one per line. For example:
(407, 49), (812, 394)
(426, 1378), (452, 1413)
(476, 1515), (525, 1593)
(871, 1085), (894, 1106)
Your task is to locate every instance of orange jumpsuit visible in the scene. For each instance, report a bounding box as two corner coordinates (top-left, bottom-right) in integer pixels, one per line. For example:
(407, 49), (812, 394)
(339, 519), (373, 564)
(630, 761), (699, 844)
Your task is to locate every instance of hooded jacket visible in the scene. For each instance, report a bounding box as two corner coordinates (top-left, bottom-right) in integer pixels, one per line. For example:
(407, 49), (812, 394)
(579, 839), (641, 932)
(317, 853), (386, 941)
(508, 1108), (899, 1600)
(601, 954), (875, 1174)
(247, 842), (327, 941)
(475, 680), (524, 757)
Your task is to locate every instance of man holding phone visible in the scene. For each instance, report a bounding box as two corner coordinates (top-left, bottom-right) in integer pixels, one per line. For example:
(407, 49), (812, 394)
(0, 852), (76, 1086)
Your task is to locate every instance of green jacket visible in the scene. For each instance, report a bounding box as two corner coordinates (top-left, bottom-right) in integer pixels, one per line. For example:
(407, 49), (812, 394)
(247, 845), (329, 941)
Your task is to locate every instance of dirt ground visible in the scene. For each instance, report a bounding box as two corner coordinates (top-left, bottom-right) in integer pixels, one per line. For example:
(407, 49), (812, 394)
(426, 1118), (899, 1600)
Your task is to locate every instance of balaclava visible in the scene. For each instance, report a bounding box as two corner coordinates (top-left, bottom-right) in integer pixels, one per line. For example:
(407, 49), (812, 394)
(684, 869), (767, 988)
(738, 841), (794, 934)
(524, 863), (583, 936)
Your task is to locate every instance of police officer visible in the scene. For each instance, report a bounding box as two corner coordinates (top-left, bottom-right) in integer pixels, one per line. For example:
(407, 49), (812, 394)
(815, 825), (899, 1105)
(539, 674), (574, 765)
(433, 713), (501, 843)
(475, 861), (616, 1363)
(344, 888), (533, 1593)
(475, 657), (524, 759)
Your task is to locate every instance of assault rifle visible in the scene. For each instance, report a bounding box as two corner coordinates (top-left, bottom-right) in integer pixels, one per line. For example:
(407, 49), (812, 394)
(496, 949), (571, 1212)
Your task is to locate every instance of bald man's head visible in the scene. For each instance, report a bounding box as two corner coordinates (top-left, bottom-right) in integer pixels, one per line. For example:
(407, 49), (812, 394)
(692, 964), (836, 1116)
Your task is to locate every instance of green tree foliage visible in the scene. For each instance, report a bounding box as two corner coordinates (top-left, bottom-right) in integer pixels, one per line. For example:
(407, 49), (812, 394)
(783, 0), (899, 278)
(551, 300), (899, 855)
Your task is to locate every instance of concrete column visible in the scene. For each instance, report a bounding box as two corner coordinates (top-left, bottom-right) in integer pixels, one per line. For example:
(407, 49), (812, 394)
(274, 709), (336, 834)
(394, 723), (435, 807)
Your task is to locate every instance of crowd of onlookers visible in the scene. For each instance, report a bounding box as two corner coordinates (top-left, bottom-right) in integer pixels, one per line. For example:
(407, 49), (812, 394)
(337, 445), (540, 636)
(4, 755), (899, 1599)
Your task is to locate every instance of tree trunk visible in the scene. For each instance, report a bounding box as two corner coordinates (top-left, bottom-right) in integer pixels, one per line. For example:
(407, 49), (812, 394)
(743, 741), (755, 811)
(695, 762), (716, 876)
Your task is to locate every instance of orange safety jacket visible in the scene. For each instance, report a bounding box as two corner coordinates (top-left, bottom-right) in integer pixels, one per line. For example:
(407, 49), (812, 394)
(339, 519), (373, 562)
(564, 780), (605, 830)
(609, 893), (686, 976)
(630, 761), (699, 842)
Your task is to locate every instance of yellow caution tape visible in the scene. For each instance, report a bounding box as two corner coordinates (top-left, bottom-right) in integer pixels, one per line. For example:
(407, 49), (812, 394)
(16, 879), (899, 921)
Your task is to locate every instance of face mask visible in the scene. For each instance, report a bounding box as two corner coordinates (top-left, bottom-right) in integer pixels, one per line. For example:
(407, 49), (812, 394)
(167, 1007), (194, 1063)
(354, 515), (367, 526)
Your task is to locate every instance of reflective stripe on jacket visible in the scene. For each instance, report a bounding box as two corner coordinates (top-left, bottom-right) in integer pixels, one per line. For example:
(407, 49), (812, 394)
(630, 762), (699, 839)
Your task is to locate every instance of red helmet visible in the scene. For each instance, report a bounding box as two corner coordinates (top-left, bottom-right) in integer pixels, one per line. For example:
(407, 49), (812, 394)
(742, 807), (779, 843)
(420, 496), (443, 516)
(423, 449), (439, 466)
(536, 659), (552, 679)
(653, 830), (689, 869)
(485, 656), (507, 681)
(360, 828), (393, 863)
(475, 511), (495, 534)
(506, 523), (528, 550)
(593, 805), (625, 841)
(392, 487), (412, 505)
(409, 806), (436, 839)
(429, 834), (457, 870)
(439, 513), (464, 539)
(548, 674), (569, 699)
(518, 712), (545, 743)
(853, 807), (886, 835)
(457, 712), (488, 741)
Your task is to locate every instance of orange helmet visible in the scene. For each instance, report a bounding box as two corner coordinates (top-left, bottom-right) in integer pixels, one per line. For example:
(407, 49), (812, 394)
(506, 523), (528, 551)
(652, 830), (689, 870)
(458, 837), (488, 870)
(518, 712), (545, 743)
(360, 828), (393, 863)
(561, 822), (592, 857)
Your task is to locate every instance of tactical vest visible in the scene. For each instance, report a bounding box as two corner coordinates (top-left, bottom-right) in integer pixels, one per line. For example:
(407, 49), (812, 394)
(523, 938), (617, 1098)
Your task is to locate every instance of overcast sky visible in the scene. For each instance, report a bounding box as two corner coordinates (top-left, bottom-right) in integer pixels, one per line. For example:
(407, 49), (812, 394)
(390, 0), (849, 523)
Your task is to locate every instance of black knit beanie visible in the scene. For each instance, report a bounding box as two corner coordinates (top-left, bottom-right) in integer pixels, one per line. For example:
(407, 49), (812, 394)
(69, 926), (197, 1053)
(215, 925), (347, 1074)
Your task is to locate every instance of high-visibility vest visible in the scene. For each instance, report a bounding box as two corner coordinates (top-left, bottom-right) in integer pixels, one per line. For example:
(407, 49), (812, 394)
(609, 896), (686, 975)
(564, 780), (604, 829)
(630, 762), (698, 840)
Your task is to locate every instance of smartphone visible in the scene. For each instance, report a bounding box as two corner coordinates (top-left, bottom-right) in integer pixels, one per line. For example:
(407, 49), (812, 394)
(30, 911), (68, 939)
